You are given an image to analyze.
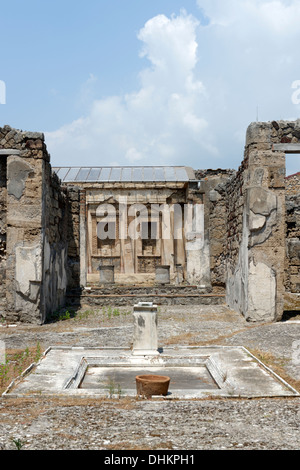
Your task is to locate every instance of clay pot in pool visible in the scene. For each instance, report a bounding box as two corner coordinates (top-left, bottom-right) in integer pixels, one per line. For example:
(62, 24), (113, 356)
(136, 374), (170, 398)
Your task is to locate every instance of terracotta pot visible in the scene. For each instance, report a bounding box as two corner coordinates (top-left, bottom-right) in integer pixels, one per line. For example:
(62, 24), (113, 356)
(136, 374), (170, 398)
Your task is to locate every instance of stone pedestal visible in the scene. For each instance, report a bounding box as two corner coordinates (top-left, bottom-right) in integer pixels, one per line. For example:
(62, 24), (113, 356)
(132, 302), (159, 356)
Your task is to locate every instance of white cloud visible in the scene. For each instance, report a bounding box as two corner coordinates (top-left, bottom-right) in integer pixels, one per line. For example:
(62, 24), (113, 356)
(46, 2), (300, 174)
(46, 10), (218, 168)
(125, 147), (143, 163)
(193, 0), (300, 171)
(137, 12), (200, 87)
(197, 0), (300, 33)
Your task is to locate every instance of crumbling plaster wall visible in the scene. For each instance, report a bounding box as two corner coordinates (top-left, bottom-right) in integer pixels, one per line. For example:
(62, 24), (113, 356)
(225, 120), (300, 322)
(0, 126), (69, 323)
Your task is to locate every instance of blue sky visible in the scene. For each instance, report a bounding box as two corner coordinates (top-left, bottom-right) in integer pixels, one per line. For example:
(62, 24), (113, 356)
(0, 0), (299, 175)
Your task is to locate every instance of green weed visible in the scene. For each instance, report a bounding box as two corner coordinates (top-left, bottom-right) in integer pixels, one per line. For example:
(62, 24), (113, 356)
(105, 378), (123, 398)
(12, 438), (25, 450)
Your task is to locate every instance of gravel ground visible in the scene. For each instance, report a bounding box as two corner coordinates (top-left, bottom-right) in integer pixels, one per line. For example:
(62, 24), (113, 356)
(1, 303), (300, 451)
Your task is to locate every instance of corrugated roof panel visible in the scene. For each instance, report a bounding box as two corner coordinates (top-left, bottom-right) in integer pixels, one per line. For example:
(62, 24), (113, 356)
(175, 167), (189, 181)
(121, 167), (132, 182)
(165, 167), (177, 181)
(153, 167), (165, 181)
(76, 168), (91, 181)
(110, 167), (122, 182)
(87, 168), (101, 181)
(143, 167), (155, 181)
(98, 167), (112, 181)
(64, 168), (80, 181)
(132, 167), (143, 182)
(54, 167), (70, 181)
(52, 166), (195, 183)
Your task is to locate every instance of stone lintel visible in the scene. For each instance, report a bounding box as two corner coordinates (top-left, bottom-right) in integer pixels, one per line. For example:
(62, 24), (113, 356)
(0, 149), (21, 156)
(272, 143), (300, 154)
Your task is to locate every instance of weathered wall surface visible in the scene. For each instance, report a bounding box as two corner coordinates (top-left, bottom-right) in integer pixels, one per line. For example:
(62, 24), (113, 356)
(0, 126), (70, 323)
(4, 130), (45, 323)
(72, 181), (208, 288)
(195, 169), (236, 290)
(184, 183), (208, 287)
(222, 167), (248, 317)
(225, 120), (300, 321)
(41, 164), (69, 323)
(0, 157), (7, 316)
(64, 185), (81, 290)
(285, 172), (300, 294)
(198, 162), (299, 320)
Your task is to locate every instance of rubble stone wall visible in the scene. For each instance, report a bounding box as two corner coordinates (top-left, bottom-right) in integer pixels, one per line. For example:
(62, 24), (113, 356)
(225, 121), (300, 321)
(0, 126), (70, 323)
(195, 169), (236, 289)
(0, 157), (7, 315)
(285, 172), (300, 293)
(41, 161), (69, 322)
(64, 185), (81, 290)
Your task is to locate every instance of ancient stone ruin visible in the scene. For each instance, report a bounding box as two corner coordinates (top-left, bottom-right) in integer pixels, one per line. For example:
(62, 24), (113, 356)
(0, 120), (299, 324)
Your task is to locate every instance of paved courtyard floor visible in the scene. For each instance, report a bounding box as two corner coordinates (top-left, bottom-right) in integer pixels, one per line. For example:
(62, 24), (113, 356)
(1, 303), (300, 450)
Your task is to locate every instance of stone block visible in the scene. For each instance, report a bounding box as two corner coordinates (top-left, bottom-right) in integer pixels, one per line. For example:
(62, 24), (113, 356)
(268, 167), (286, 188)
(288, 239), (300, 260)
(246, 122), (272, 146)
(132, 302), (159, 356)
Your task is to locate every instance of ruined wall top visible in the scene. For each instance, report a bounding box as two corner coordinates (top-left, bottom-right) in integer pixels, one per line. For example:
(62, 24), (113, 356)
(246, 120), (300, 147)
(0, 125), (50, 161)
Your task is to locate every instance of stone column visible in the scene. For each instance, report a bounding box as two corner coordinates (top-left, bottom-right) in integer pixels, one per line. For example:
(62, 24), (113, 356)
(185, 202), (208, 286)
(79, 189), (87, 287)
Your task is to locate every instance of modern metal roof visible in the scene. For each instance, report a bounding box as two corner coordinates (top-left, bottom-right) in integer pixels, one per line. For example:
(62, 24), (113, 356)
(52, 166), (196, 183)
